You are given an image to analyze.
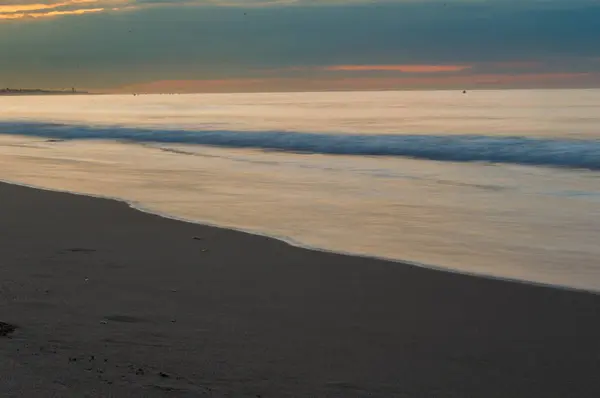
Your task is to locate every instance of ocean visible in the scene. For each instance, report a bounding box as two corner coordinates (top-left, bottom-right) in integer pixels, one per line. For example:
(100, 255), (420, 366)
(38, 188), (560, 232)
(1, 89), (599, 292)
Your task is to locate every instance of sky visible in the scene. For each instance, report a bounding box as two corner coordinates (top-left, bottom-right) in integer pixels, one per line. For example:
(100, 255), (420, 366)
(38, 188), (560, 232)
(1, 0), (600, 92)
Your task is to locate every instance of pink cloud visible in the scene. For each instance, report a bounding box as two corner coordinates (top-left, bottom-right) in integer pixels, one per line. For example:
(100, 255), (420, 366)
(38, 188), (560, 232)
(323, 64), (473, 73)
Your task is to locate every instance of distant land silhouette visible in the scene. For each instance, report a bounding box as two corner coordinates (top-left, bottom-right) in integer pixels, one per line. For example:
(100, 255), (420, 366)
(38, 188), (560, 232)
(0, 88), (89, 96)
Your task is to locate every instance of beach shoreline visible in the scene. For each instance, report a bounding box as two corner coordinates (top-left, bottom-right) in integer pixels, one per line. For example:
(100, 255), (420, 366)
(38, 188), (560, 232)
(2, 175), (598, 297)
(1, 181), (600, 397)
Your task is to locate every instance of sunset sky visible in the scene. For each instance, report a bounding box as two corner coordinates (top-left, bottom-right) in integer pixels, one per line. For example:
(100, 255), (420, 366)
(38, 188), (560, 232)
(1, 0), (599, 92)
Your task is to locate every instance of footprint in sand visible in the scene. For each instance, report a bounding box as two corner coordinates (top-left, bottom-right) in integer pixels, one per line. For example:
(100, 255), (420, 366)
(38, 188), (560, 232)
(103, 315), (148, 323)
(0, 321), (17, 337)
(65, 248), (97, 254)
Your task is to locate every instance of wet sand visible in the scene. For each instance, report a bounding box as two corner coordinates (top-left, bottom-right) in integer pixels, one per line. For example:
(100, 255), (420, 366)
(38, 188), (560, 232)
(1, 181), (599, 397)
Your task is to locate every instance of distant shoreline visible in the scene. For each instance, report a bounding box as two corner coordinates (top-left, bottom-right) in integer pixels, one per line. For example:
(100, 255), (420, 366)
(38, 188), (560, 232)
(0, 89), (90, 96)
(2, 87), (597, 97)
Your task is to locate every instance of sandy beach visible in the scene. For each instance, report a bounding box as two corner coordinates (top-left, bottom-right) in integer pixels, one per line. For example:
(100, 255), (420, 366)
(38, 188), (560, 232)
(1, 181), (600, 397)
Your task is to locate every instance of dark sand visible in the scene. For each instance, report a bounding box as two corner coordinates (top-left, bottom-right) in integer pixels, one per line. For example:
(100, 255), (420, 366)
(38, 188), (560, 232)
(1, 182), (600, 397)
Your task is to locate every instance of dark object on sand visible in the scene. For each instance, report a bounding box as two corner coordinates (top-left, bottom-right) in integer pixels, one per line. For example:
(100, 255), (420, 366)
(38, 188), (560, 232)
(66, 248), (97, 253)
(463, 90), (467, 94)
(0, 321), (16, 337)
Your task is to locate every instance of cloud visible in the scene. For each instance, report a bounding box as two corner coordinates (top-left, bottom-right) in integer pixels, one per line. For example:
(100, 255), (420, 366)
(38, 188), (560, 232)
(0, 0), (122, 19)
(0, 0), (98, 11)
(0, 0), (282, 19)
(0, 8), (103, 19)
(323, 64), (473, 73)
(2, 0), (598, 20)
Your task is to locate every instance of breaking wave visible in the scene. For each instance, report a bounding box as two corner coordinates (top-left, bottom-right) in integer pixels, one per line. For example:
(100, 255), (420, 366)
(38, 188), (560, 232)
(1, 122), (599, 170)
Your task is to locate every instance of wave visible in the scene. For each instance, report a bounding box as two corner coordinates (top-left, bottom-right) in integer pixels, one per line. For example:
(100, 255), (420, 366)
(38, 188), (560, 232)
(1, 121), (599, 170)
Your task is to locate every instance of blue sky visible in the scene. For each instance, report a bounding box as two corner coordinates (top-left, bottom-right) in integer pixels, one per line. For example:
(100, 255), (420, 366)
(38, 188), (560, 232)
(1, 0), (599, 92)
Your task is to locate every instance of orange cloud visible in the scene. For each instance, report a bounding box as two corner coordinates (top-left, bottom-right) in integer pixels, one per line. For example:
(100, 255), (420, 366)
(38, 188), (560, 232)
(0, 0), (126, 19)
(324, 64), (473, 73)
(0, 0), (96, 13)
(1, 8), (104, 19)
(38, 7), (104, 17)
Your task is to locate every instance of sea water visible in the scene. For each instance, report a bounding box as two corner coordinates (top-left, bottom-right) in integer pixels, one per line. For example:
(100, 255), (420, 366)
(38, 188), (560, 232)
(0, 89), (599, 291)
